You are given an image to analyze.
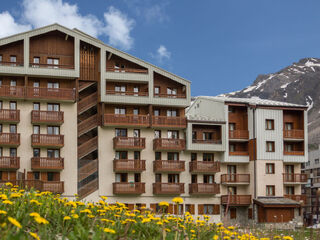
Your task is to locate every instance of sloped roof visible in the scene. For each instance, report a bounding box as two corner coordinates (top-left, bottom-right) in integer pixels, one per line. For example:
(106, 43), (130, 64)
(254, 197), (301, 207)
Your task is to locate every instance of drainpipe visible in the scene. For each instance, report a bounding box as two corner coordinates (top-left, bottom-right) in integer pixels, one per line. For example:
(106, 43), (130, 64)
(252, 107), (257, 221)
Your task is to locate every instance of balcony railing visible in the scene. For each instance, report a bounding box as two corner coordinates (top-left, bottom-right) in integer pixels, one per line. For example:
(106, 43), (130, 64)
(113, 159), (146, 172)
(106, 90), (148, 96)
(42, 181), (64, 193)
(26, 87), (75, 101)
(0, 133), (20, 146)
(0, 180), (64, 193)
(153, 183), (184, 195)
(104, 114), (149, 127)
(31, 157), (64, 171)
(0, 61), (24, 67)
(229, 151), (249, 156)
(221, 174), (250, 184)
(221, 195), (252, 205)
(29, 63), (74, 69)
(192, 139), (222, 144)
(283, 151), (304, 156)
(152, 116), (187, 128)
(153, 138), (186, 151)
(106, 67), (148, 74)
(154, 93), (186, 98)
(113, 137), (145, 150)
(283, 129), (304, 139)
(113, 182), (145, 195)
(284, 194), (307, 204)
(0, 86), (25, 98)
(0, 109), (20, 122)
(189, 161), (220, 173)
(189, 183), (220, 195)
(0, 157), (20, 169)
(31, 134), (64, 148)
(283, 173), (308, 183)
(153, 160), (185, 173)
(229, 130), (249, 139)
(31, 110), (64, 124)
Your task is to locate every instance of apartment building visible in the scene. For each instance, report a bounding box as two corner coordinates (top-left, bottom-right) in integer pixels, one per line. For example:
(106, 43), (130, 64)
(0, 24), (308, 224)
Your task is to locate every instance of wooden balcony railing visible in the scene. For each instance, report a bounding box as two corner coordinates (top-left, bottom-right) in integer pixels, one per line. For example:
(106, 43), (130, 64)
(31, 110), (64, 124)
(106, 90), (148, 96)
(106, 67), (148, 74)
(153, 183), (184, 195)
(31, 134), (64, 148)
(229, 151), (249, 156)
(0, 61), (24, 67)
(153, 138), (186, 151)
(189, 183), (220, 195)
(154, 93), (186, 98)
(221, 195), (252, 205)
(0, 180), (64, 193)
(152, 116), (187, 128)
(192, 139), (222, 144)
(78, 114), (98, 137)
(78, 136), (98, 159)
(283, 129), (304, 139)
(0, 109), (20, 122)
(283, 173), (308, 183)
(284, 194), (307, 204)
(0, 86), (25, 98)
(78, 92), (97, 114)
(29, 63), (74, 69)
(42, 181), (64, 193)
(31, 157), (64, 171)
(229, 130), (249, 139)
(189, 161), (220, 173)
(221, 174), (250, 184)
(113, 137), (146, 150)
(0, 133), (20, 146)
(283, 151), (304, 156)
(153, 160), (185, 173)
(26, 87), (75, 101)
(104, 114), (149, 127)
(0, 157), (20, 169)
(113, 159), (146, 172)
(113, 182), (145, 195)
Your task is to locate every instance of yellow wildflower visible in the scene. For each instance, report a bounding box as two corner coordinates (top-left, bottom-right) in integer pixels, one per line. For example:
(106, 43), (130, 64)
(159, 201), (169, 207)
(3, 200), (13, 205)
(72, 214), (79, 219)
(8, 217), (22, 228)
(29, 232), (40, 240)
(100, 196), (108, 200)
(172, 197), (183, 204)
(30, 212), (40, 218)
(5, 182), (13, 187)
(0, 210), (7, 215)
(64, 216), (71, 221)
(213, 235), (219, 240)
(104, 228), (116, 234)
(34, 216), (49, 224)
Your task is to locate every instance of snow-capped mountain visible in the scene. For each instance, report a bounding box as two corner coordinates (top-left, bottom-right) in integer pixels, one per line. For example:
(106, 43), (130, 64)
(223, 57), (320, 145)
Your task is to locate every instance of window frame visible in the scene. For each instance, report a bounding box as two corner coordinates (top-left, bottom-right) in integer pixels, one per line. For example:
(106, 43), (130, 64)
(266, 163), (275, 174)
(265, 119), (274, 130)
(266, 141), (275, 152)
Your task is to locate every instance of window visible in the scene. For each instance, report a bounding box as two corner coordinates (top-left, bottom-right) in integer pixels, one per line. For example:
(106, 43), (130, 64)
(315, 159), (320, 165)
(134, 173), (141, 182)
(285, 143), (293, 152)
(285, 122), (293, 130)
(266, 119), (274, 130)
(47, 126), (59, 135)
(9, 101), (16, 110)
(10, 80), (16, 87)
(203, 175), (214, 184)
(266, 141), (275, 152)
(191, 153), (197, 161)
(203, 132), (213, 141)
(191, 175), (197, 183)
(167, 130), (179, 139)
(286, 186), (295, 195)
(115, 173), (128, 183)
(154, 109), (160, 116)
(133, 129), (140, 138)
(229, 123), (236, 131)
(33, 148), (40, 157)
(47, 58), (59, 68)
(33, 82), (40, 88)
(0, 101), (2, 109)
(133, 108), (139, 115)
(10, 124), (17, 133)
(192, 131), (196, 140)
(167, 88), (177, 97)
(33, 103), (40, 111)
(47, 149), (60, 158)
(115, 85), (126, 95)
(48, 103), (60, 111)
(10, 55), (16, 66)
(115, 107), (126, 115)
(229, 144), (235, 152)
(33, 57), (40, 67)
(167, 109), (177, 117)
(155, 152), (161, 160)
(168, 174), (179, 183)
(168, 152), (179, 161)
(203, 153), (214, 161)
(154, 130), (161, 138)
(48, 82), (59, 89)
(266, 163), (275, 174)
(34, 172), (40, 180)
(154, 87), (160, 96)
(47, 172), (54, 181)
(228, 107), (235, 113)
(155, 174), (161, 182)
(10, 148), (17, 157)
(33, 125), (40, 134)
(0, 55), (2, 63)
(115, 151), (127, 159)
(134, 151), (140, 160)
(266, 185), (275, 196)
(0, 147), (2, 157)
(115, 128), (127, 137)
(204, 205), (214, 215)
(0, 124), (2, 133)
(229, 186), (237, 195)
(133, 86), (139, 96)
(185, 204), (195, 214)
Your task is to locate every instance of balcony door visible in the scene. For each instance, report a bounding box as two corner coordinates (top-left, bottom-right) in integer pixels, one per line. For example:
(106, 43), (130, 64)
(285, 165), (294, 182)
(168, 174), (179, 183)
(168, 130), (179, 139)
(285, 122), (293, 130)
(48, 103), (60, 112)
(227, 165), (237, 182)
(47, 126), (60, 135)
(115, 151), (127, 160)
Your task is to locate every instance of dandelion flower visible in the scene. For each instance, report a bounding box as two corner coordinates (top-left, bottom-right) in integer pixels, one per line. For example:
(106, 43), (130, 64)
(34, 216), (49, 224)
(172, 197), (183, 204)
(64, 216), (71, 221)
(2, 200), (13, 205)
(159, 201), (169, 207)
(29, 232), (40, 240)
(0, 210), (7, 215)
(30, 212), (40, 218)
(104, 228), (116, 234)
(8, 217), (22, 228)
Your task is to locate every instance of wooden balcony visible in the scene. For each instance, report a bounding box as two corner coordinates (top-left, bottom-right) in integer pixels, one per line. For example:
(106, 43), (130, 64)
(113, 159), (146, 172)
(229, 130), (249, 140)
(26, 87), (75, 101)
(192, 139), (222, 144)
(283, 130), (304, 139)
(113, 137), (145, 150)
(229, 151), (249, 156)
(283, 151), (304, 156)
(0, 109), (20, 122)
(31, 110), (64, 125)
(154, 93), (186, 98)
(31, 134), (64, 148)
(189, 183), (220, 195)
(189, 161), (220, 173)
(31, 157), (64, 171)
(152, 116), (187, 128)
(0, 157), (20, 170)
(106, 90), (148, 96)
(29, 63), (74, 69)
(221, 174), (250, 184)
(153, 160), (185, 173)
(42, 181), (64, 193)
(284, 194), (307, 204)
(0, 61), (24, 67)
(153, 183), (184, 195)
(283, 173), (308, 183)
(104, 114), (149, 127)
(106, 67), (148, 74)
(221, 195), (252, 206)
(0, 133), (20, 146)
(153, 138), (186, 151)
(113, 182), (145, 195)
(0, 86), (25, 99)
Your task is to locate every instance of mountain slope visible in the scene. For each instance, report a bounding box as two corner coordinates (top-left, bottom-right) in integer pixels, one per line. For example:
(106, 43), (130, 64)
(222, 58), (320, 145)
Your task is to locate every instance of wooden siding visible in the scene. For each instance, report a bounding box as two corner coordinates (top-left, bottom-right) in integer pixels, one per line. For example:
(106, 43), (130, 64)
(153, 72), (186, 98)
(106, 52), (148, 73)
(0, 40), (24, 66)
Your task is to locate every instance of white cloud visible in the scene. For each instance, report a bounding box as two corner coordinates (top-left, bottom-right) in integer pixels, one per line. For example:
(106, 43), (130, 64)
(0, 11), (31, 38)
(0, 0), (135, 50)
(151, 45), (171, 63)
(103, 7), (135, 51)
(144, 4), (169, 23)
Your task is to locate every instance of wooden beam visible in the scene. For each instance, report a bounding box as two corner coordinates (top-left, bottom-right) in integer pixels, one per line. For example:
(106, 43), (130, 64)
(107, 52), (112, 60)
(65, 34), (69, 41)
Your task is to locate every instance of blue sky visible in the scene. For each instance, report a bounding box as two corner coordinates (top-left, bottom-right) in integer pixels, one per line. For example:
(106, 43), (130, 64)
(1, 0), (320, 96)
